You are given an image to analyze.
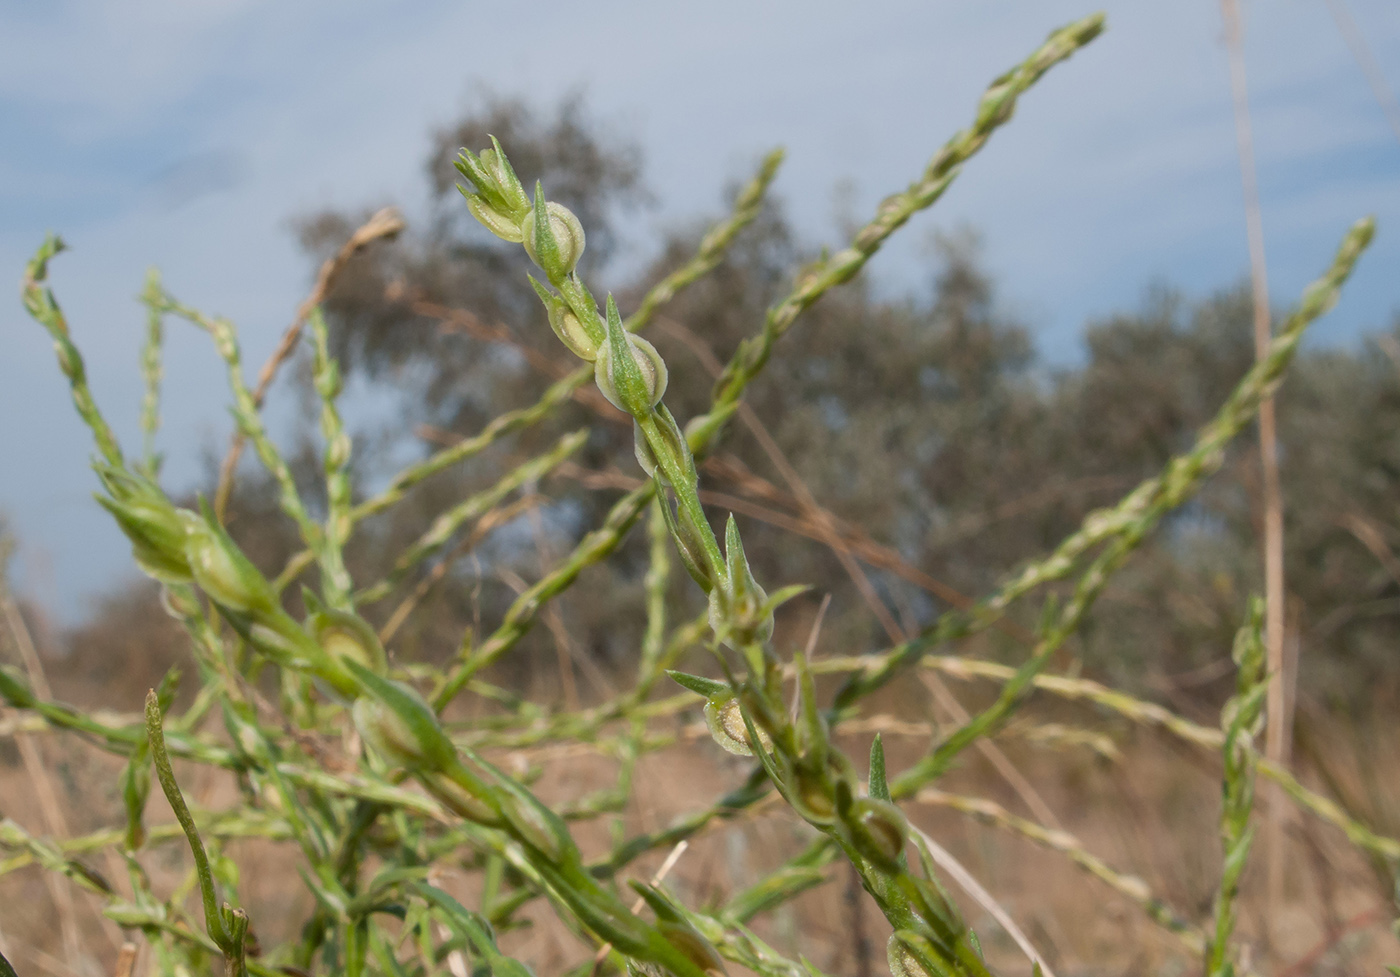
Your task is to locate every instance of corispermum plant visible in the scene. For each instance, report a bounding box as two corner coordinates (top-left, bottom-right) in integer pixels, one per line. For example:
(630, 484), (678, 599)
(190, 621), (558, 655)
(2, 12), (1393, 977)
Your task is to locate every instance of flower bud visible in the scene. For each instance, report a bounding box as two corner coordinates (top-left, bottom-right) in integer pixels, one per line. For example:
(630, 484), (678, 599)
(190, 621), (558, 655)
(522, 189), (586, 280)
(707, 517), (772, 646)
(481, 136), (531, 215)
(454, 140), (530, 220)
(94, 467), (196, 585)
(595, 296), (667, 417)
(702, 697), (771, 757)
(848, 797), (909, 871)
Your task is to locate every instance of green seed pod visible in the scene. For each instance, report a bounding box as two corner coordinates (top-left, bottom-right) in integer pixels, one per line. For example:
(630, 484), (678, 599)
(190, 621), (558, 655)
(529, 275), (601, 361)
(422, 771), (499, 825)
(522, 193), (586, 279)
(159, 584), (202, 621)
(595, 309), (668, 417)
(353, 695), (428, 769)
(309, 609), (387, 674)
(183, 504), (274, 614)
(243, 620), (312, 668)
(629, 881), (729, 977)
(887, 933), (937, 977)
(350, 681), (457, 775)
(344, 659), (459, 776)
(656, 492), (717, 593)
(549, 306), (599, 361)
(658, 923), (728, 977)
(707, 517), (772, 645)
(463, 190), (525, 243)
(702, 696), (771, 757)
(633, 406), (693, 483)
(789, 765), (837, 825)
(848, 797), (909, 871)
(496, 787), (573, 864)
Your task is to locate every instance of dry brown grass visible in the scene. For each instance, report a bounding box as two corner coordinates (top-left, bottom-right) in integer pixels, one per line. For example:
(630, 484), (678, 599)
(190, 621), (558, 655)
(3, 660), (1396, 977)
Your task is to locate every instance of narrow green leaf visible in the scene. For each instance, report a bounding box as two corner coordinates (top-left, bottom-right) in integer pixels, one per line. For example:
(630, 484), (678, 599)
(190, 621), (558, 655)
(665, 670), (731, 699)
(869, 733), (891, 802)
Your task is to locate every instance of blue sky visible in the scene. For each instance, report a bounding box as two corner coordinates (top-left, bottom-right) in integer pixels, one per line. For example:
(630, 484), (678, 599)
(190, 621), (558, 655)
(2, 0), (1398, 621)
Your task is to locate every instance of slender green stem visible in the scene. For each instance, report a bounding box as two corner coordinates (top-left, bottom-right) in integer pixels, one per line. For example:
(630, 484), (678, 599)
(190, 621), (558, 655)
(145, 689), (247, 974)
(139, 268), (166, 475)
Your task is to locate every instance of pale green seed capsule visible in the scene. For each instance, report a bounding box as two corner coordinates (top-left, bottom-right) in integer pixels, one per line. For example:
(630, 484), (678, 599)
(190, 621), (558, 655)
(632, 408), (691, 482)
(658, 922), (729, 977)
(183, 514), (273, 614)
(788, 766), (836, 825)
(529, 274), (602, 361)
(887, 935), (935, 977)
(702, 697), (770, 757)
(95, 494), (194, 585)
(497, 790), (570, 863)
(352, 693), (439, 770)
(246, 621), (312, 668)
(849, 797), (909, 869)
(309, 610), (387, 674)
(656, 493), (717, 593)
(595, 331), (668, 415)
(522, 200), (586, 277)
(422, 771), (498, 825)
(465, 192), (525, 243)
(548, 305), (600, 361)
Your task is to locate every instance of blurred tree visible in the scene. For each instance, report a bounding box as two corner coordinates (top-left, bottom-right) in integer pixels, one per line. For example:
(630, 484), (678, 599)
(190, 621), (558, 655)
(57, 96), (1400, 717)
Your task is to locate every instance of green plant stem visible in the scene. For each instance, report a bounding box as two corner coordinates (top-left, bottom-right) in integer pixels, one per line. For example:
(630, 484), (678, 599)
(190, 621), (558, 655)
(435, 20), (1108, 711)
(357, 429), (588, 604)
(309, 307), (356, 608)
(915, 789), (1205, 955)
(145, 689), (248, 976)
(139, 268), (166, 475)
(22, 235), (124, 467)
(687, 13), (1104, 452)
(270, 149), (784, 594)
(159, 295), (321, 549)
(834, 216), (1376, 713)
(1207, 602), (1267, 977)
